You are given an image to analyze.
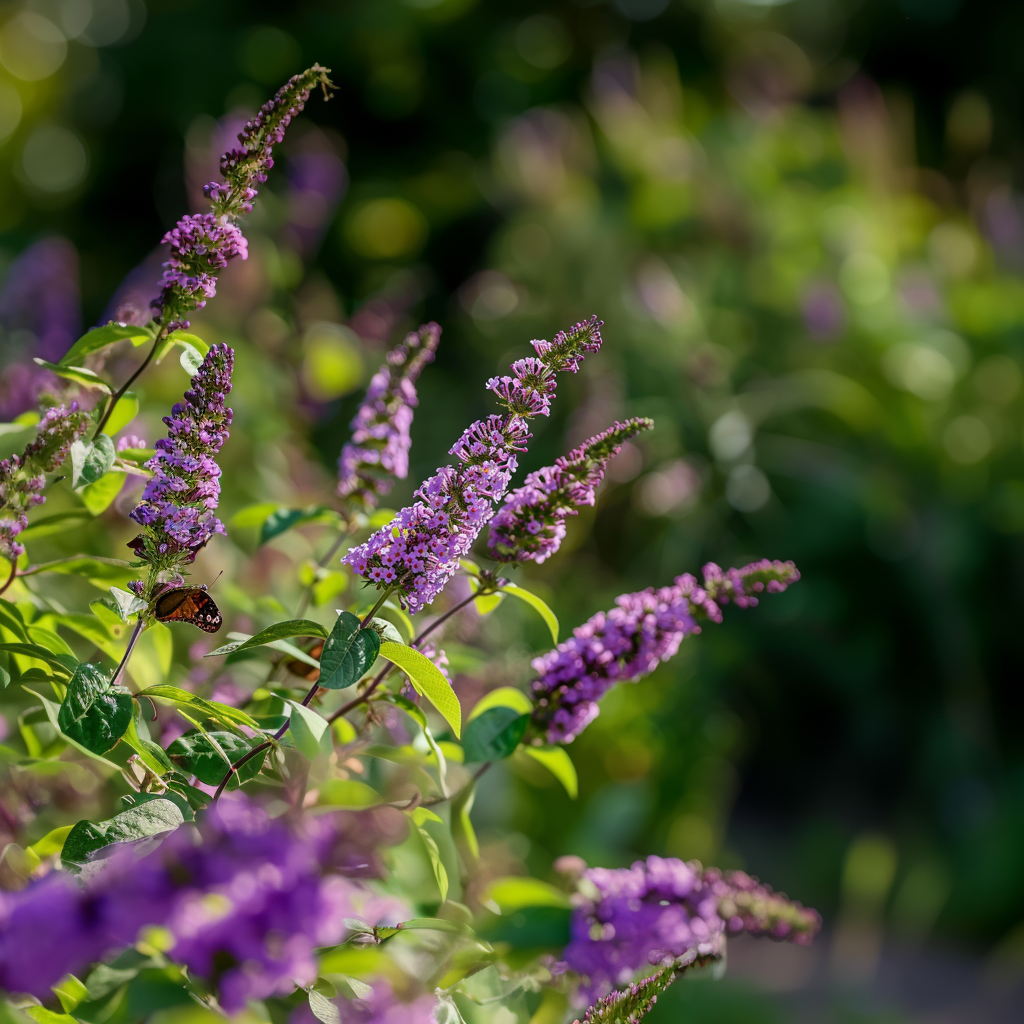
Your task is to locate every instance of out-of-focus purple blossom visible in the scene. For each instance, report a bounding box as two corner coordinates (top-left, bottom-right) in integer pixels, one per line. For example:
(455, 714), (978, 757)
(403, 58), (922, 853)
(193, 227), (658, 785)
(0, 796), (408, 1009)
(488, 417), (653, 564)
(531, 560), (800, 743)
(153, 66), (332, 327)
(800, 280), (846, 341)
(116, 434), (147, 452)
(338, 323), (441, 507)
(128, 345), (233, 572)
(281, 129), (348, 257)
(418, 641), (450, 682)
(0, 237), (81, 419)
(344, 318), (603, 613)
(564, 856), (819, 1003)
(0, 403), (90, 561)
(349, 272), (423, 345)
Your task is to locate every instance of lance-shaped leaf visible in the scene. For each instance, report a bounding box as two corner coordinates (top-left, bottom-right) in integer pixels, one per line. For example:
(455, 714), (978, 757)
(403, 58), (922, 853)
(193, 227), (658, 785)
(166, 730), (267, 787)
(286, 700), (332, 759)
(319, 611), (380, 690)
(134, 684), (259, 731)
(205, 618), (329, 657)
(502, 583), (559, 645)
(417, 825), (449, 902)
(60, 322), (152, 365)
(61, 799), (183, 871)
(462, 706), (528, 763)
(522, 745), (578, 799)
(57, 663), (133, 754)
(378, 641), (461, 738)
(0, 642), (76, 677)
(33, 359), (112, 393)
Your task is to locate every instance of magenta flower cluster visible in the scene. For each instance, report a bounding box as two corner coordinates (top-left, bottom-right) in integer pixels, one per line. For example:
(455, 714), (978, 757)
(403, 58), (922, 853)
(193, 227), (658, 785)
(152, 66), (332, 326)
(488, 417), (652, 564)
(338, 322), (441, 507)
(344, 317), (604, 613)
(0, 798), (410, 1013)
(530, 559), (800, 743)
(0, 403), (89, 562)
(129, 344), (233, 568)
(563, 856), (819, 1002)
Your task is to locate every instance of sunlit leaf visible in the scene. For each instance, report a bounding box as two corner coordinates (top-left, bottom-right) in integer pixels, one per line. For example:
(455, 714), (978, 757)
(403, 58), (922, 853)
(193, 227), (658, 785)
(468, 686), (533, 721)
(60, 323), (152, 365)
(70, 434), (115, 489)
(166, 730), (266, 787)
(61, 799), (183, 871)
(135, 684), (259, 730)
(418, 825), (449, 902)
(522, 745), (578, 799)
(481, 876), (571, 912)
(100, 392), (139, 436)
(317, 779), (382, 808)
(502, 582), (559, 645)
(34, 359), (111, 394)
(57, 662), (133, 754)
(205, 618), (329, 657)
(378, 641), (461, 737)
(286, 700), (332, 760)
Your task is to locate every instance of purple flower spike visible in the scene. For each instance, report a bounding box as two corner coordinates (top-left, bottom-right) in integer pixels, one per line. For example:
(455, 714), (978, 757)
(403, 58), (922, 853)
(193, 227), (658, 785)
(564, 856), (819, 1005)
(344, 317), (604, 613)
(129, 344), (234, 570)
(152, 65), (333, 327)
(530, 559), (800, 743)
(338, 323), (441, 508)
(488, 417), (653, 564)
(0, 403), (89, 562)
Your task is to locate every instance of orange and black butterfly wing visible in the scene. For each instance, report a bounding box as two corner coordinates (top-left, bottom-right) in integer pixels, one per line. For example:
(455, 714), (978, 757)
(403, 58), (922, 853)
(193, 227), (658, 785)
(153, 587), (222, 633)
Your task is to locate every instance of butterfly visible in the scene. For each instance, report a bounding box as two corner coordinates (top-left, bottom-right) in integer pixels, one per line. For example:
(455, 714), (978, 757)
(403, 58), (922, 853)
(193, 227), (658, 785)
(152, 586), (223, 632)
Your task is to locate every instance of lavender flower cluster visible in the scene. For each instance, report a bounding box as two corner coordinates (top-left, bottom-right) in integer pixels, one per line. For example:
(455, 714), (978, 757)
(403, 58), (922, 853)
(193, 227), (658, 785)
(488, 417), (653, 564)
(531, 560), (800, 743)
(344, 318), (604, 613)
(564, 856), (820, 1002)
(152, 66), (332, 327)
(338, 322), (441, 508)
(128, 345), (233, 571)
(0, 798), (411, 1013)
(0, 404), (89, 562)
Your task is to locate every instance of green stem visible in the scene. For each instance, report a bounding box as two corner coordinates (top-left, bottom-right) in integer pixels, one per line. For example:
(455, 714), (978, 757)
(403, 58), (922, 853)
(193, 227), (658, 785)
(422, 761), (492, 807)
(360, 586), (395, 627)
(0, 559), (16, 599)
(295, 528), (350, 618)
(93, 326), (169, 439)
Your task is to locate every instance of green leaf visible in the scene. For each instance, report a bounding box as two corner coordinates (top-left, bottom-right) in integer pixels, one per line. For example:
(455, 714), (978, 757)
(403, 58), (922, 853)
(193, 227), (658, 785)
(22, 688), (122, 769)
(418, 826), (449, 902)
(205, 618), (329, 657)
(452, 782), (479, 861)
(79, 471), (126, 514)
(166, 730), (267, 787)
(502, 583), (559, 645)
(25, 1007), (77, 1024)
(0, 664), (9, 690)
(27, 824), (74, 859)
(317, 779), (382, 808)
(481, 876), (572, 912)
(229, 501), (279, 530)
(34, 359), (112, 393)
(57, 613), (122, 662)
(308, 990), (339, 1024)
(462, 706), (528, 763)
(468, 686), (534, 721)
(110, 586), (146, 621)
(101, 392), (139, 436)
(18, 510), (96, 540)
(379, 641), (461, 738)
(135, 684), (259, 730)
(53, 973), (88, 1013)
(260, 505), (339, 544)
(70, 434), (115, 489)
(0, 642), (76, 676)
(319, 611), (380, 690)
(60, 323), (151, 365)
(286, 700), (332, 759)
(23, 555), (136, 590)
(57, 662), (133, 754)
(474, 591), (505, 615)
(61, 799), (184, 870)
(522, 745), (578, 799)
(121, 717), (175, 776)
(369, 617), (404, 646)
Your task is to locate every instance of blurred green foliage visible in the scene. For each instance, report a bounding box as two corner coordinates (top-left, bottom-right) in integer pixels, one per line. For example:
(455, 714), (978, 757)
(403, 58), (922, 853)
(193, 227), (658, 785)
(2, 0), (1024, 1011)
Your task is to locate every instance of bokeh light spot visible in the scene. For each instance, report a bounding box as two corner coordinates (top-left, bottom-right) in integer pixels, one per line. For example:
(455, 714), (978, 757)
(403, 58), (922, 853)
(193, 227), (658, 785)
(515, 16), (570, 70)
(974, 354), (1022, 405)
(0, 81), (22, 143)
(344, 198), (428, 260)
(301, 323), (363, 400)
(839, 252), (889, 305)
(0, 12), (66, 81)
(237, 25), (301, 85)
(726, 464), (771, 512)
(21, 125), (88, 192)
(943, 415), (991, 464)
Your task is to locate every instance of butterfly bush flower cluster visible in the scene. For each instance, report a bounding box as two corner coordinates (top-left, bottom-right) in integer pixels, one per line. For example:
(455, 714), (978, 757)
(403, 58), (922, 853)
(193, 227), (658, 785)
(344, 317), (604, 613)
(563, 856), (820, 1003)
(128, 345), (233, 580)
(531, 559), (800, 743)
(0, 403), (89, 563)
(0, 798), (412, 1013)
(488, 417), (653, 563)
(338, 322), (441, 508)
(152, 65), (333, 328)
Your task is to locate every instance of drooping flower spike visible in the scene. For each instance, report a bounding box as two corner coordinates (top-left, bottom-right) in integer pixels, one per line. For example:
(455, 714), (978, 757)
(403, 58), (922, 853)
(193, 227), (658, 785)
(0, 403), (89, 563)
(344, 317), (604, 613)
(128, 344), (234, 578)
(530, 559), (800, 743)
(152, 65), (333, 328)
(564, 856), (820, 1006)
(488, 416), (653, 564)
(338, 322), (441, 508)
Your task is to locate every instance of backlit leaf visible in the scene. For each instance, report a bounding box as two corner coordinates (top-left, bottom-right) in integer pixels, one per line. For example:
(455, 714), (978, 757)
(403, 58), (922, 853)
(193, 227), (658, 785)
(135, 684), (259, 730)
(286, 700), (332, 759)
(100, 392), (139, 436)
(522, 745), (578, 799)
(502, 583), (559, 645)
(205, 618), (329, 657)
(60, 323), (151, 365)
(70, 434), (115, 489)
(34, 359), (112, 394)
(378, 641), (461, 738)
